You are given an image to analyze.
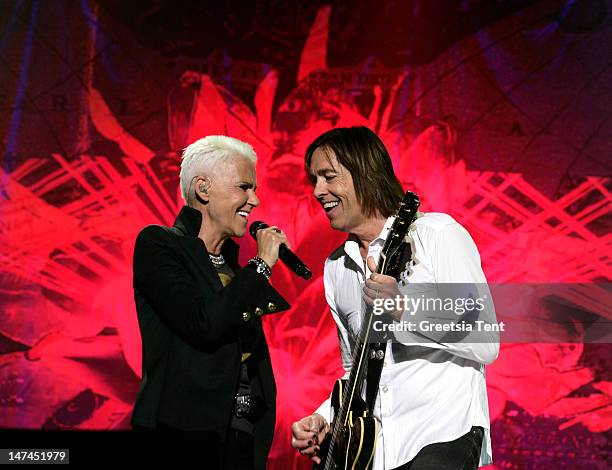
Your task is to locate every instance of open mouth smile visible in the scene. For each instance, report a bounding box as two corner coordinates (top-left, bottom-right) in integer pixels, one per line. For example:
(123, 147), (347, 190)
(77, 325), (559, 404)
(322, 200), (339, 217)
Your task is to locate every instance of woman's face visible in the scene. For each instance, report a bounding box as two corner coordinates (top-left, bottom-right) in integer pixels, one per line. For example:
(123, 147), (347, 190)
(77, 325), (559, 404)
(203, 156), (259, 239)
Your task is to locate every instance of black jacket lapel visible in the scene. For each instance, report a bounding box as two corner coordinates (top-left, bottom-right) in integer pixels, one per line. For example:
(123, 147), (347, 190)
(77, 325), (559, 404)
(170, 206), (242, 291)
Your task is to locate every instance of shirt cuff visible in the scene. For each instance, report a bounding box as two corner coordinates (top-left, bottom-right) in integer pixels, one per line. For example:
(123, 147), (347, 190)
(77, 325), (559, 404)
(314, 397), (332, 424)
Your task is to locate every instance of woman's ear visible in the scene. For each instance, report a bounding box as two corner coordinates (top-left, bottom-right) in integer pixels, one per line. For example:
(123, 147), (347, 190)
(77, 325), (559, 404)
(195, 176), (212, 203)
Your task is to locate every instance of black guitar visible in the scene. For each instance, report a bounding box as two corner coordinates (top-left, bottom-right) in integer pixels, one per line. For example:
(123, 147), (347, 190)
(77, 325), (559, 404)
(315, 191), (420, 470)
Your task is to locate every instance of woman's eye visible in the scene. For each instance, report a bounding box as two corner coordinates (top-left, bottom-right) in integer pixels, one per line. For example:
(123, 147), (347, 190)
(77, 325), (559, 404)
(325, 175), (336, 182)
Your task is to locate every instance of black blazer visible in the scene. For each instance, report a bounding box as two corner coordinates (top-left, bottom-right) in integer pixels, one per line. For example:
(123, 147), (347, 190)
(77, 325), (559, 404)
(131, 206), (289, 467)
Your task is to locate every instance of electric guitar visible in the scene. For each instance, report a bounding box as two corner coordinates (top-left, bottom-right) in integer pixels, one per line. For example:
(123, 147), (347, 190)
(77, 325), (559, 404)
(314, 191), (420, 470)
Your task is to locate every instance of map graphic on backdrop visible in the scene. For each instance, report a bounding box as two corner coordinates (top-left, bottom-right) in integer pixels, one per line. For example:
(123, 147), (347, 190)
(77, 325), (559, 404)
(0, 1), (610, 468)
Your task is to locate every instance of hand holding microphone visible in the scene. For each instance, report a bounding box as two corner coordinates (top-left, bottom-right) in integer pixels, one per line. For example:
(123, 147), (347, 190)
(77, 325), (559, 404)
(253, 224), (290, 269)
(250, 221), (312, 280)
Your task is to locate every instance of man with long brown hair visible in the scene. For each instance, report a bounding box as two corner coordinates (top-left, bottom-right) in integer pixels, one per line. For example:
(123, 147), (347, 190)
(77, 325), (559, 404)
(291, 126), (498, 469)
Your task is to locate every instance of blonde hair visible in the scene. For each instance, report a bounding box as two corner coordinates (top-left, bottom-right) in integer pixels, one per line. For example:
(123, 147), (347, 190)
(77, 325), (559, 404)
(180, 135), (257, 204)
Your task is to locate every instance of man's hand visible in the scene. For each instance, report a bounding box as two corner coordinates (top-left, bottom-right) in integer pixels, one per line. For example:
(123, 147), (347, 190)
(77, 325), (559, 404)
(291, 413), (330, 464)
(362, 256), (403, 321)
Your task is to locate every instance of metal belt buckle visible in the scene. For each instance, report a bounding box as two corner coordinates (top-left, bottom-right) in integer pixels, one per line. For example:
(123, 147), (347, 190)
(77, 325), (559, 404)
(234, 394), (254, 418)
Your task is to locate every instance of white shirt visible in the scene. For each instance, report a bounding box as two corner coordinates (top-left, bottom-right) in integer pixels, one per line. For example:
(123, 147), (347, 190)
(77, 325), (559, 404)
(315, 212), (499, 469)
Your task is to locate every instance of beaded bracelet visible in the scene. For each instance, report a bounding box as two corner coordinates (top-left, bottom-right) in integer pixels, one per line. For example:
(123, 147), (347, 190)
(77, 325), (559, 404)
(247, 256), (272, 280)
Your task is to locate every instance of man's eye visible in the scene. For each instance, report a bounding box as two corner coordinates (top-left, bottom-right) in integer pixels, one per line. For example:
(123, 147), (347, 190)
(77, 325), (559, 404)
(325, 175), (336, 181)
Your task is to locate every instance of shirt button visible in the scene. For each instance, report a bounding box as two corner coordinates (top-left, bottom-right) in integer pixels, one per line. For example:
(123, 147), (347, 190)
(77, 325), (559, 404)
(382, 385), (389, 393)
(254, 307), (264, 317)
(242, 312), (251, 322)
(267, 302), (277, 312)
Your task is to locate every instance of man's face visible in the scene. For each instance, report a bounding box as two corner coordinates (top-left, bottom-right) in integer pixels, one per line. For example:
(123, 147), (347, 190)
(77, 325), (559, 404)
(309, 147), (365, 233)
(205, 156), (259, 238)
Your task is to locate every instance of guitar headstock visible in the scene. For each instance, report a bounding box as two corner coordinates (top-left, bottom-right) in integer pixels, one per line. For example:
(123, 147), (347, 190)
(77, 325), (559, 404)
(378, 191), (420, 278)
(396, 191), (420, 226)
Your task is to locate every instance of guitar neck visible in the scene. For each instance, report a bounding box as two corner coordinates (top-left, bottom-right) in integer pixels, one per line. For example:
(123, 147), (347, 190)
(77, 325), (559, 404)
(336, 307), (375, 421)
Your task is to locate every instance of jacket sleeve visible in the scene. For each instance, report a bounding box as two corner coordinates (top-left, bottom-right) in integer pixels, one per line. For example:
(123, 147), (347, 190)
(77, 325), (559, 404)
(133, 225), (289, 343)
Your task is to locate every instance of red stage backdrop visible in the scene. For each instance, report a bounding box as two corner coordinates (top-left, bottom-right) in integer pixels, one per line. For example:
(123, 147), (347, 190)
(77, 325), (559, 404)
(0, 1), (610, 468)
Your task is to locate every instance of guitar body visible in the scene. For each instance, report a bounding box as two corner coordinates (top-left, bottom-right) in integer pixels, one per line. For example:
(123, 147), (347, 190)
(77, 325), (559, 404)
(314, 379), (378, 470)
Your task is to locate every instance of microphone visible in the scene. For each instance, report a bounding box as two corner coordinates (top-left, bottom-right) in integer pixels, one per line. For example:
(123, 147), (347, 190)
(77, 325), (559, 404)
(249, 221), (312, 280)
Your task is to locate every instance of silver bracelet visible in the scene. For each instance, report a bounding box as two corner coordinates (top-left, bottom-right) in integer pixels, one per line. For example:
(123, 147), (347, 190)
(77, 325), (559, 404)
(247, 256), (271, 280)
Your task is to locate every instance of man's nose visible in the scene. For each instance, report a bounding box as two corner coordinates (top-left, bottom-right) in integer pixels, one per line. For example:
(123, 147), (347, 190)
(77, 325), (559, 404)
(313, 179), (326, 199)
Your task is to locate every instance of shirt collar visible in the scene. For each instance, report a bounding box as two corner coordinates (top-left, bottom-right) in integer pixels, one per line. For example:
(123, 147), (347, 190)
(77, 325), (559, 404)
(173, 205), (203, 237)
(343, 216), (395, 273)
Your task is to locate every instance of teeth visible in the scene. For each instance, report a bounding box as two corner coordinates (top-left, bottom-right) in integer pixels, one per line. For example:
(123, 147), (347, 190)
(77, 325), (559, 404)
(323, 201), (339, 209)
(237, 211), (249, 217)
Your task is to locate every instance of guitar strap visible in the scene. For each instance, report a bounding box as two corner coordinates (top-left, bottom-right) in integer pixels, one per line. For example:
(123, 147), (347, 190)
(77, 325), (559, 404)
(365, 241), (413, 413)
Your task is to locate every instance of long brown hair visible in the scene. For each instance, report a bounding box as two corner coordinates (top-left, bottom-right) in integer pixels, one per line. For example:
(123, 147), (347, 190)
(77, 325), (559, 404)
(305, 126), (404, 218)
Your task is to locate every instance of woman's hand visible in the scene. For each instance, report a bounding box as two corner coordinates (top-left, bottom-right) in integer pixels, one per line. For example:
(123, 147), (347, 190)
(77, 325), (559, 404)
(255, 226), (290, 269)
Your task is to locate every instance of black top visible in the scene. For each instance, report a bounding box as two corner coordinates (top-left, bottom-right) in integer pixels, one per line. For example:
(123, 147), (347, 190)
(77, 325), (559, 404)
(212, 261), (259, 435)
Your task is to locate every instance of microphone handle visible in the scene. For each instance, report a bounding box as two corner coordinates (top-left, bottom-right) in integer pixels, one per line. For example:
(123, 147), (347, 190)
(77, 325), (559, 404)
(278, 244), (312, 280)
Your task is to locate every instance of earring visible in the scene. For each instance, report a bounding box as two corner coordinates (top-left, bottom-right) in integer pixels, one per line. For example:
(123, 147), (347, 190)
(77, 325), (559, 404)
(199, 186), (207, 193)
